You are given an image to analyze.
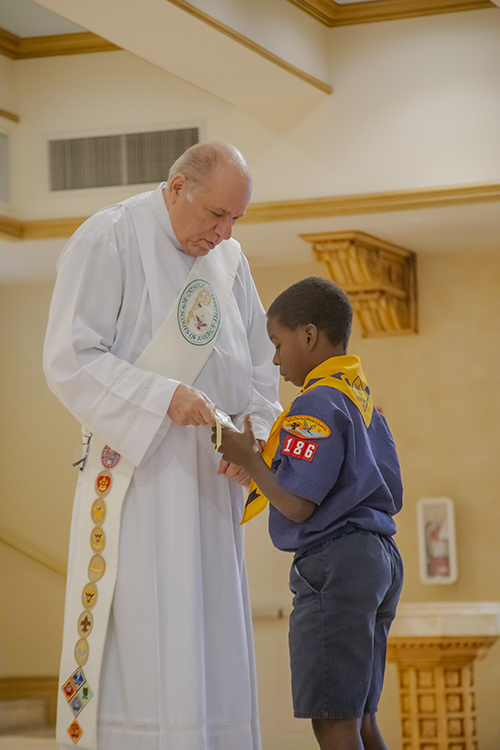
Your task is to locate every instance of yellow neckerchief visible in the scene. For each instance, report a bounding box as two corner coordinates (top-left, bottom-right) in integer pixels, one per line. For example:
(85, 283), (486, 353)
(240, 355), (373, 525)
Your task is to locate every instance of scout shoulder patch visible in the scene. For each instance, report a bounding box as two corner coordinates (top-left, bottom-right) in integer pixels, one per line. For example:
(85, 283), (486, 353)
(281, 414), (330, 440)
(282, 437), (318, 462)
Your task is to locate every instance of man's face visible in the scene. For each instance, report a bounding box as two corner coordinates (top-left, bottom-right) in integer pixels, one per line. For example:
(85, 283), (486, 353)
(165, 164), (252, 257)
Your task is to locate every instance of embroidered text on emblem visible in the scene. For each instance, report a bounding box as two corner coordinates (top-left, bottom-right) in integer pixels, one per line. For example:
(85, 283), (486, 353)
(177, 279), (220, 346)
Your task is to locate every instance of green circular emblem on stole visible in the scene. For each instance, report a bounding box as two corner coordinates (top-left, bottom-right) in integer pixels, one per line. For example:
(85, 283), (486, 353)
(177, 279), (220, 346)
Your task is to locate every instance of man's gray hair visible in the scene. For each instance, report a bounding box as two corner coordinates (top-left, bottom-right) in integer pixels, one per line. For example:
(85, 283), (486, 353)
(167, 141), (250, 195)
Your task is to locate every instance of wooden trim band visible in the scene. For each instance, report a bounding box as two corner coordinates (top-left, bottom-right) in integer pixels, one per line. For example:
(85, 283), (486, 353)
(0, 29), (120, 60)
(0, 214), (24, 240)
(22, 217), (88, 239)
(241, 181), (500, 224)
(287, 0), (495, 27)
(0, 27), (18, 59)
(0, 107), (19, 123)
(1, 182), (498, 240)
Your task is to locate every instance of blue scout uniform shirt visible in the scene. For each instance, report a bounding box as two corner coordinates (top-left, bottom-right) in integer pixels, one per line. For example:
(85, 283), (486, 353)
(268, 381), (403, 553)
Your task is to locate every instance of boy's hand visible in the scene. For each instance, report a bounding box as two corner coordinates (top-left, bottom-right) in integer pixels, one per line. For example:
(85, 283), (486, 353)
(212, 414), (259, 472)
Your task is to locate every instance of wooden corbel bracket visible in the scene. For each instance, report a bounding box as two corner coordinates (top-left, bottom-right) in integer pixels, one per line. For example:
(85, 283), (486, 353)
(301, 230), (418, 337)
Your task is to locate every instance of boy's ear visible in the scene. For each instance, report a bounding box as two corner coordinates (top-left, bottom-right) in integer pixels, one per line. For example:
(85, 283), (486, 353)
(304, 324), (318, 349)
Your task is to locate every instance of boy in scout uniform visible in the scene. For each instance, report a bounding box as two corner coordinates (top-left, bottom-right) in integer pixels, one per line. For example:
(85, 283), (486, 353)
(214, 277), (404, 750)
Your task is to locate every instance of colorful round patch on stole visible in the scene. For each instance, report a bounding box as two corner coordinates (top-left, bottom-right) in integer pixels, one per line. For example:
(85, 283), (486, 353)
(88, 554), (106, 582)
(95, 471), (112, 498)
(281, 414), (331, 440)
(90, 498), (107, 526)
(177, 279), (220, 346)
(101, 445), (121, 469)
(81, 583), (98, 611)
(77, 611), (94, 639)
(90, 527), (106, 553)
(74, 639), (89, 667)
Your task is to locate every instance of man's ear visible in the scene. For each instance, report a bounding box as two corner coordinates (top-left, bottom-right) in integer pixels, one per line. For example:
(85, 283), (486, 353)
(168, 173), (186, 201)
(304, 324), (318, 349)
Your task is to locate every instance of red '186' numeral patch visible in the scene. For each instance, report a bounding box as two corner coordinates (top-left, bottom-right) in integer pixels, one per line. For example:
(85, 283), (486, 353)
(281, 436), (318, 462)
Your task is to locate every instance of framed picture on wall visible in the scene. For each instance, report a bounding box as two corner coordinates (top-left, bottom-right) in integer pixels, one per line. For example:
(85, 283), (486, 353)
(417, 497), (458, 584)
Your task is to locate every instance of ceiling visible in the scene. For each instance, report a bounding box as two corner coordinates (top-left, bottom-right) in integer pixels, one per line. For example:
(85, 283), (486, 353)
(0, 0), (85, 37)
(1, 0), (497, 38)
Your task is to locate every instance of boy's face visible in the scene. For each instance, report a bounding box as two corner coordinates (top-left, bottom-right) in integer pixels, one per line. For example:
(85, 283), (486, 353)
(267, 316), (315, 388)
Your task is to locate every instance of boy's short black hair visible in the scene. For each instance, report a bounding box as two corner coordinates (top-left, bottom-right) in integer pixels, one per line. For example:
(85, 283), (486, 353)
(267, 277), (353, 348)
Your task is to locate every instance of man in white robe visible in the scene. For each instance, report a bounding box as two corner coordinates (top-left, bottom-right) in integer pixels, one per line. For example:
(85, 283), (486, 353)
(44, 142), (281, 750)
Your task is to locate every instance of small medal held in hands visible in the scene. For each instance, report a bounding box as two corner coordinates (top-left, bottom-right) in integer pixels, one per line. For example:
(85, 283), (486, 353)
(213, 408), (240, 451)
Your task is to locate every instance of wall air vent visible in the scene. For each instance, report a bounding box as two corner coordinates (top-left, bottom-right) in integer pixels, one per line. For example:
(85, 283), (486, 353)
(49, 127), (199, 191)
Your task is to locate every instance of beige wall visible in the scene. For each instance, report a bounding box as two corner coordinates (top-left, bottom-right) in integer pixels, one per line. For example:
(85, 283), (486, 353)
(1, 246), (499, 747)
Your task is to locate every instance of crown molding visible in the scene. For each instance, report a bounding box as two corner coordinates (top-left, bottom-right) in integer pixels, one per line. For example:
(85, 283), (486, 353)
(287, 0), (495, 27)
(241, 181), (500, 224)
(0, 28), (120, 60)
(1, 182), (499, 241)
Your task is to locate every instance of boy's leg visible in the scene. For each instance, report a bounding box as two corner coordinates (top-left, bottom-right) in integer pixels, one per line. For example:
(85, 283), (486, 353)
(310, 713), (387, 750)
(312, 717), (363, 750)
(360, 713), (387, 750)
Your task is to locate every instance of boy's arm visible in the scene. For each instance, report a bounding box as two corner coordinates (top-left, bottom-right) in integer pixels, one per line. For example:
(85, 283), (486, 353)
(214, 415), (316, 524)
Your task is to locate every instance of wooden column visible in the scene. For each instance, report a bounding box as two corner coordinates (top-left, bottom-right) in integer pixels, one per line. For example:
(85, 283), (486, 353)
(388, 636), (497, 749)
(387, 604), (500, 750)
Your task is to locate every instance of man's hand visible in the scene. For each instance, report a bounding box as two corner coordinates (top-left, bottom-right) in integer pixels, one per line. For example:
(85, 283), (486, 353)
(215, 418), (266, 487)
(167, 384), (216, 426)
(217, 459), (251, 487)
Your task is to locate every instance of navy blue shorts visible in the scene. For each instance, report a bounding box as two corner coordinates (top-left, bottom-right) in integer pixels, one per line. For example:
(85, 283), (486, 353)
(288, 525), (404, 719)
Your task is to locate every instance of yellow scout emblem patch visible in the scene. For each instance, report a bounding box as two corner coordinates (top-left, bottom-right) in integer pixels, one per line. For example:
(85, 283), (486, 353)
(74, 639), (89, 667)
(90, 527), (106, 554)
(88, 554), (106, 582)
(81, 583), (98, 611)
(90, 498), (106, 526)
(77, 612), (93, 639)
(281, 415), (330, 440)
